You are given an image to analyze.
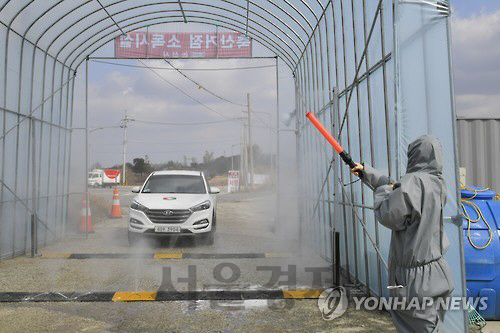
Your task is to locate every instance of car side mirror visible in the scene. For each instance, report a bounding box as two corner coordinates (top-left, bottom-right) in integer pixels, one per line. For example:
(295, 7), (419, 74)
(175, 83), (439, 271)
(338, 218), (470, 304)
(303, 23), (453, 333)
(210, 186), (221, 194)
(131, 186), (140, 193)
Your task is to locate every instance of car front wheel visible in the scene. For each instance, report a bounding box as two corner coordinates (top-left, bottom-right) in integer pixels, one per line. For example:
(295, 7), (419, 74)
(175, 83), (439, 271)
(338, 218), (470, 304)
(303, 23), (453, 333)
(128, 231), (141, 246)
(200, 230), (214, 245)
(200, 213), (216, 245)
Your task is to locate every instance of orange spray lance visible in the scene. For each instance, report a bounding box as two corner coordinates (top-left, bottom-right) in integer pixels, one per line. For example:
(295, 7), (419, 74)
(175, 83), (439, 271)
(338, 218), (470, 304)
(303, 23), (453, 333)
(306, 112), (363, 178)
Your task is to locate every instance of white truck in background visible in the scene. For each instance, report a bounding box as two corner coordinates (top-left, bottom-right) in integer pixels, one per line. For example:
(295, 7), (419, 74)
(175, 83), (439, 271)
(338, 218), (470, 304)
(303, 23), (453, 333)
(88, 169), (121, 187)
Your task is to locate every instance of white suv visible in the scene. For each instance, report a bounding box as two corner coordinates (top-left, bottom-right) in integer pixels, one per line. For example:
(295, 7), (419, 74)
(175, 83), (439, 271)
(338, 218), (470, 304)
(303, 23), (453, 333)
(128, 170), (219, 245)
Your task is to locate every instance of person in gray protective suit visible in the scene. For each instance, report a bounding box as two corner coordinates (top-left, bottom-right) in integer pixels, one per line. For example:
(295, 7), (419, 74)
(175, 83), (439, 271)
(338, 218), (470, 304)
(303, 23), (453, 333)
(351, 135), (454, 333)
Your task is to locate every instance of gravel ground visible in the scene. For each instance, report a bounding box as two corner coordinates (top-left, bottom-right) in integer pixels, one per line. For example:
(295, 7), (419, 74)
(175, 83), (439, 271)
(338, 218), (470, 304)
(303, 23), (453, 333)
(0, 189), (397, 332)
(0, 300), (396, 333)
(0, 190), (325, 292)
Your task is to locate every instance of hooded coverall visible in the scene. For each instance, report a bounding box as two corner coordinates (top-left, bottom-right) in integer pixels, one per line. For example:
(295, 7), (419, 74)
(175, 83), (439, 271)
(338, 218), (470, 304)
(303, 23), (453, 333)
(360, 135), (454, 333)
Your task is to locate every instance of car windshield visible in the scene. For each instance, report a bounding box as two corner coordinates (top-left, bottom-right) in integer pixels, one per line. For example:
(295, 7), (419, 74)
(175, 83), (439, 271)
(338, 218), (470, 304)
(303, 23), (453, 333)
(142, 175), (206, 194)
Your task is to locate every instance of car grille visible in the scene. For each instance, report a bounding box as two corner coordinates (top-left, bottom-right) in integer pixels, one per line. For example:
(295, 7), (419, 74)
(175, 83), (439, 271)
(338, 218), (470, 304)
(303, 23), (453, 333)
(145, 209), (192, 224)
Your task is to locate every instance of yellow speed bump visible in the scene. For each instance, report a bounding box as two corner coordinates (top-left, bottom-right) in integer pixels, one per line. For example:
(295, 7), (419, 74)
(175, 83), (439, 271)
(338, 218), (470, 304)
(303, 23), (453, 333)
(112, 291), (158, 302)
(283, 289), (324, 299)
(153, 252), (183, 259)
(41, 252), (72, 259)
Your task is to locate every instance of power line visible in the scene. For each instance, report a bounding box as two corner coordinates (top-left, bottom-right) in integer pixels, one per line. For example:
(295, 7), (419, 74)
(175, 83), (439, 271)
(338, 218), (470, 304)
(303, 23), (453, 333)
(93, 138), (237, 145)
(93, 149), (204, 154)
(164, 59), (246, 107)
(133, 117), (273, 130)
(132, 118), (234, 126)
(91, 60), (276, 71)
(137, 59), (239, 122)
(89, 125), (121, 133)
(250, 111), (272, 129)
(91, 59), (273, 126)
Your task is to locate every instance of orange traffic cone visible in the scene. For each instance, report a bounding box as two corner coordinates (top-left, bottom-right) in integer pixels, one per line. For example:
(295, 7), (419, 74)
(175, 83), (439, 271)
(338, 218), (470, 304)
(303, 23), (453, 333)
(111, 187), (122, 218)
(80, 197), (94, 233)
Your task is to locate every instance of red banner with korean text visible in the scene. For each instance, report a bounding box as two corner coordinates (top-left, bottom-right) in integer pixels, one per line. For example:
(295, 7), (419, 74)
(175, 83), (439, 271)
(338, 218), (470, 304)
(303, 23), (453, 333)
(115, 31), (252, 58)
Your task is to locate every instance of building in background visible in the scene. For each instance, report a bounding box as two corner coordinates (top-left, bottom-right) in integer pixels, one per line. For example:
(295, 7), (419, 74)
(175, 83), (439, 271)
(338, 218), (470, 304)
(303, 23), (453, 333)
(456, 118), (500, 191)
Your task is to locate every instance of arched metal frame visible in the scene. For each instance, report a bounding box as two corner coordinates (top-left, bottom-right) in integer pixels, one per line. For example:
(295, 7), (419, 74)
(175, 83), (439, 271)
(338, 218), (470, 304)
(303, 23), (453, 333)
(0, 0), (326, 256)
(66, 12), (300, 69)
(0, 1), (467, 331)
(1, 0), (323, 70)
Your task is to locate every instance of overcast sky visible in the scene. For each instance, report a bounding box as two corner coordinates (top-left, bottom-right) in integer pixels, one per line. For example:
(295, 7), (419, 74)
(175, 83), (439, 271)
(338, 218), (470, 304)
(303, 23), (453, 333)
(74, 21), (295, 169)
(451, 1), (500, 118)
(75, 1), (500, 168)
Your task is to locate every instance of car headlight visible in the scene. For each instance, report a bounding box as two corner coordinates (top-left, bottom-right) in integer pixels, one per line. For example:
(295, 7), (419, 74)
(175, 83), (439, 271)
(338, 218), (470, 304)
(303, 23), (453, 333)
(131, 201), (148, 212)
(190, 200), (211, 212)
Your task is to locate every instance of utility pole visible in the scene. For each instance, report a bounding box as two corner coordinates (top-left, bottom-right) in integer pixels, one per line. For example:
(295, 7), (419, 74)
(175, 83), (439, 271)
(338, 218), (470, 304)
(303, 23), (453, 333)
(231, 143), (240, 171)
(243, 122), (248, 190)
(247, 93), (254, 189)
(120, 110), (132, 185)
(269, 111), (273, 184)
(240, 111), (246, 190)
(85, 57), (89, 238)
(275, 56), (280, 229)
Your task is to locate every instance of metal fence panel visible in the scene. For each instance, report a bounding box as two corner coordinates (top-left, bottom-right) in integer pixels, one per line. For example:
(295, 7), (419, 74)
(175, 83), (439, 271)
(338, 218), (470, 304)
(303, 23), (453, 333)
(393, 1), (466, 330)
(0, 20), (73, 258)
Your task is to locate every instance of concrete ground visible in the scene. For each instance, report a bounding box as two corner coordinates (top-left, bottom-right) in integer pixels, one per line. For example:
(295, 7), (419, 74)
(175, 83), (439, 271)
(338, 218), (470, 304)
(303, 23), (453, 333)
(471, 321), (500, 333)
(0, 187), (397, 332)
(483, 321), (500, 333)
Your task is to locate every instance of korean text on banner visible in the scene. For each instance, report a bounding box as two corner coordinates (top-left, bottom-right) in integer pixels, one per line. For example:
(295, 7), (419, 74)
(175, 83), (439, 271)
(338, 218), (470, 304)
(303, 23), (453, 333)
(115, 32), (252, 59)
(228, 171), (240, 193)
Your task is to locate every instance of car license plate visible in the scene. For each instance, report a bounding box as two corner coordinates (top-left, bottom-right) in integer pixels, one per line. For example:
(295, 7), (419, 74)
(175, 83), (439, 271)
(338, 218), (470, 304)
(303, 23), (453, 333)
(154, 226), (181, 233)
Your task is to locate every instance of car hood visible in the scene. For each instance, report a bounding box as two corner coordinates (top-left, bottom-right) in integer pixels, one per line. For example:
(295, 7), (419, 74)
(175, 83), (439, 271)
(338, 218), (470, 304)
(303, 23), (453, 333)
(133, 193), (210, 210)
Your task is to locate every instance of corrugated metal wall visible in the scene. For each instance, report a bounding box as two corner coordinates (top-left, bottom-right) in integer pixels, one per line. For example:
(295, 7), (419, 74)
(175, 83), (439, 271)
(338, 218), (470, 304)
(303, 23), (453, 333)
(456, 118), (500, 191)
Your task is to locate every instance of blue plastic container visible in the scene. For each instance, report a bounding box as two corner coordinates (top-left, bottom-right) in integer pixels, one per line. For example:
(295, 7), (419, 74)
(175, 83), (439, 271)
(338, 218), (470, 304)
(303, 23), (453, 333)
(461, 186), (497, 200)
(462, 187), (500, 320)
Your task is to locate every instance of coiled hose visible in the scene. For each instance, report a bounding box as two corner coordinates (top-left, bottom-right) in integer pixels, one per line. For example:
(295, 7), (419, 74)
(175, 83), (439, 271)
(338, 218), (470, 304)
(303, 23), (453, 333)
(460, 184), (493, 250)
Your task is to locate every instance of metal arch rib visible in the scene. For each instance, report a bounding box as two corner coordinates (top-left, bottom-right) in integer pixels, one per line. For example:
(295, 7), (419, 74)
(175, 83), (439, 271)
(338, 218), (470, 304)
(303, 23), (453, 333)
(67, 16), (296, 69)
(264, 0), (309, 37)
(0, 0), (321, 74)
(293, 0), (333, 72)
(70, 18), (294, 70)
(69, 16), (295, 71)
(35, 1), (304, 66)
(32, 1), (93, 51)
(280, 0), (314, 31)
(17, 0), (68, 45)
(60, 9), (300, 69)
(84, 0), (305, 51)
(180, 0), (307, 48)
(0, 1), (9, 12)
(2, 0), (35, 117)
(0, 0), (34, 25)
(245, 0), (249, 36)
(216, 0), (306, 47)
(0, 0), (330, 76)
(300, 0), (322, 21)
(0, 0), (317, 71)
(61, 9), (300, 69)
(62, 13), (297, 72)
(2, 0), (92, 66)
